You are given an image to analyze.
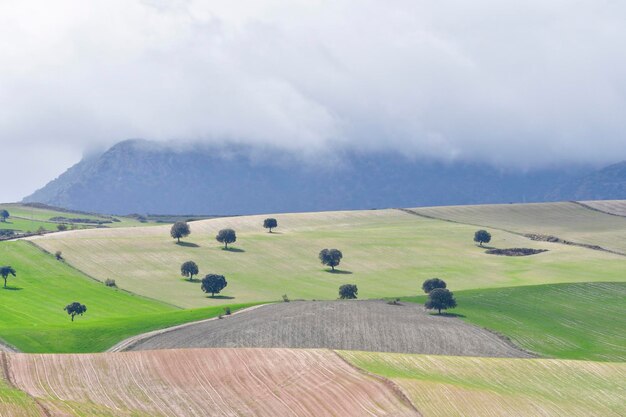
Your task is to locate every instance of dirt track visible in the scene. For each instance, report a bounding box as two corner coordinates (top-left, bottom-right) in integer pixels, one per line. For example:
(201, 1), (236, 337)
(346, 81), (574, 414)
(7, 348), (419, 417)
(125, 300), (530, 357)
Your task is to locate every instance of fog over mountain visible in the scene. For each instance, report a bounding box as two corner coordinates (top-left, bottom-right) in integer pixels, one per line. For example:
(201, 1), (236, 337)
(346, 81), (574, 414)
(2, 1), (626, 202)
(23, 139), (625, 215)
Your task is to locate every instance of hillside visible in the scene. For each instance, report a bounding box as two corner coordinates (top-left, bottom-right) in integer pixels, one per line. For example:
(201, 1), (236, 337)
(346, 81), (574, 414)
(23, 139), (607, 215)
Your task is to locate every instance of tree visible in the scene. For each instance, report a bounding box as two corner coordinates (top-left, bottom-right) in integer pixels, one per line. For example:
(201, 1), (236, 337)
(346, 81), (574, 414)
(170, 221), (191, 243)
(64, 302), (87, 322)
(474, 230), (492, 246)
(263, 218), (278, 233)
(319, 248), (343, 271)
(57, 224), (68, 232)
(0, 210), (9, 222)
(425, 288), (457, 314)
(216, 228), (236, 249)
(201, 274), (228, 297)
(0, 266), (16, 288)
(180, 260), (199, 281)
(422, 278), (447, 293)
(339, 284), (358, 299)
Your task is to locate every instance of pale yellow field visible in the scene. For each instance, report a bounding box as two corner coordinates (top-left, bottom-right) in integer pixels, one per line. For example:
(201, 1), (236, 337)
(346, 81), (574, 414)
(340, 351), (626, 417)
(412, 201), (626, 253)
(29, 207), (626, 308)
(581, 200), (626, 217)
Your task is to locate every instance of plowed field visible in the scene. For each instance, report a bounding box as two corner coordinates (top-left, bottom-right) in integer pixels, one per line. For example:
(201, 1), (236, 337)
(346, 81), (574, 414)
(5, 349), (419, 417)
(124, 301), (529, 358)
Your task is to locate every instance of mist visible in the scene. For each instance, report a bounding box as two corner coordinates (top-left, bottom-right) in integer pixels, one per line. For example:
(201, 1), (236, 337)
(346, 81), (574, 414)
(1, 0), (626, 201)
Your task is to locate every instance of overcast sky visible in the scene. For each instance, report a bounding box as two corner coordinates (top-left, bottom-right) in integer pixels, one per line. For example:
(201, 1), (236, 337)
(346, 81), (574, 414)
(1, 0), (626, 202)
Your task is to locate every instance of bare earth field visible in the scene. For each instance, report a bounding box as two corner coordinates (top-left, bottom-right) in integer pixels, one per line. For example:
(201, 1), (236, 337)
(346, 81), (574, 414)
(124, 301), (529, 357)
(4, 349), (419, 417)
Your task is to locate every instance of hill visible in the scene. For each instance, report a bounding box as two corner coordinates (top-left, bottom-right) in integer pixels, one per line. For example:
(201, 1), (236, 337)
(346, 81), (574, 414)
(28, 204), (626, 308)
(23, 139), (610, 215)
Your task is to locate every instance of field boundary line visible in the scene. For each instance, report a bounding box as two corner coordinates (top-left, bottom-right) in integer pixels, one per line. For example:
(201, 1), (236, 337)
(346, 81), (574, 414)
(21, 240), (184, 310)
(107, 303), (271, 352)
(571, 200), (626, 218)
(1, 353), (53, 417)
(396, 207), (626, 257)
(332, 350), (422, 416)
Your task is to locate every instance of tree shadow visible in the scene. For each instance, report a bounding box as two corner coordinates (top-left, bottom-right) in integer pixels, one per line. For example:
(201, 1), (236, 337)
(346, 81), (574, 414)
(207, 295), (235, 299)
(176, 241), (200, 248)
(267, 231), (283, 234)
(429, 312), (465, 318)
(181, 278), (200, 283)
(2, 286), (23, 291)
(325, 269), (353, 274)
(476, 244), (496, 249)
(221, 247), (245, 253)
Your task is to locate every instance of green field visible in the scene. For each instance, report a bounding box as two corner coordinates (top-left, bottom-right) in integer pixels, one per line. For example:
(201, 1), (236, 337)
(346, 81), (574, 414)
(412, 202), (626, 254)
(0, 240), (259, 352)
(30, 208), (626, 308)
(0, 203), (152, 233)
(402, 282), (626, 361)
(341, 351), (626, 417)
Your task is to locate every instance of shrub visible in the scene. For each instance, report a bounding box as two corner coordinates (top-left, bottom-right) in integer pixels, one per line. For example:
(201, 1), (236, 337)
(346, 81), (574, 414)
(282, 294), (290, 302)
(224, 306), (231, 315)
(55, 251), (63, 260)
(104, 278), (117, 287)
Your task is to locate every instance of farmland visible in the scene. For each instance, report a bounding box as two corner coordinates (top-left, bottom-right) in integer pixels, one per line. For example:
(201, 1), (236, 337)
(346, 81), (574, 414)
(402, 282), (626, 361)
(340, 350), (626, 417)
(4, 348), (419, 417)
(0, 240), (258, 353)
(124, 300), (529, 357)
(29, 206), (626, 307)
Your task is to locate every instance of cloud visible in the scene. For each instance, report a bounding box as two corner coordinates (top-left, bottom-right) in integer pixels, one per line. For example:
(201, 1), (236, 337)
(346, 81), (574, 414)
(1, 0), (626, 200)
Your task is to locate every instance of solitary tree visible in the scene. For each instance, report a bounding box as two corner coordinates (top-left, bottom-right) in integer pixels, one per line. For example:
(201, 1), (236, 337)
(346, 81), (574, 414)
(339, 284), (358, 299)
(474, 230), (492, 246)
(263, 218), (278, 233)
(180, 260), (199, 281)
(216, 228), (237, 249)
(319, 249), (343, 271)
(0, 210), (9, 222)
(422, 278), (447, 294)
(57, 224), (68, 232)
(170, 221), (191, 243)
(201, 274), (228, 297)
(64, 302), (87, 321)
(425, 288), (457, 314)
(0, 266), (16, 288)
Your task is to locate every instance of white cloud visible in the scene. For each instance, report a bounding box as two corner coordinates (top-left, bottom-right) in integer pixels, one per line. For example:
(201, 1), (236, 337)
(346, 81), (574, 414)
(1, 0), (625, 200)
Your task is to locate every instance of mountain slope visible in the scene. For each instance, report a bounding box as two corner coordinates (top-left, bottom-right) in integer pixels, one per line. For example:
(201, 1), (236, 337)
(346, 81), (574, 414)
(23, 139), (614, 215)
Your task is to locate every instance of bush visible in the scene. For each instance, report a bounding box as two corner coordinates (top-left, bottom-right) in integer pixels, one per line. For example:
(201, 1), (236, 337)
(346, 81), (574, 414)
(282, 294), (290, 302)
(104, 278), (117, 287)
(224, 306), (231, 315)
(55, 251), (63, 261)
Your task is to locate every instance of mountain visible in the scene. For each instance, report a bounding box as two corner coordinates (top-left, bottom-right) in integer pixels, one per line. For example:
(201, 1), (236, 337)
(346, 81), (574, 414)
(23, 139), (622, 215)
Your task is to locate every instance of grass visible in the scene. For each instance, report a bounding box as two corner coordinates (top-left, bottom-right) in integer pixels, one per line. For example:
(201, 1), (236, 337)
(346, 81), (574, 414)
(412, 201), (626, 254)
(0, 375), (41, 417)
(401, 282), (626, 361)
(0, 240), (261, 352)
(31, 208), (626, 307)
(0, 203), (152, 233)
(340, 351), (626, 417)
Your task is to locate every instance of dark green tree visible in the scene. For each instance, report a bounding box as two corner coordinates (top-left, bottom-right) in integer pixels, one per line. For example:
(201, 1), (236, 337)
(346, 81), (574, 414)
(57, 224), (68, 232)
(170, 221), (191, 243)
(201, 274), (228, 297)
(64, 302), (87, 321)
(216, 228), (237, 249)
(0, 266), (16, 288)
(180, 260), (199, 281)
(0, 210), (9, 222)
(319, 248), (343, 271)
(422, 278), (447, 293)
(474, 230), (492, 246)
(339, 284), (358, 299)
(263, 218), (278, 233)
(425, 288), (457, 314)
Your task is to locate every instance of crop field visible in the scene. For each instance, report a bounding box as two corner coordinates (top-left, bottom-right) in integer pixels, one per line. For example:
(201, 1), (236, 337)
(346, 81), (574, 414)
(0, 203), (151, 233)
(4, 348), (419, 417)
(0, 240), (258, 353)
(29, 207), (626, 307)
(402, 282), (626, 361)
(340, 351), (626, 417)
(125, 300), (528, 357)
(411, 201), (626, 254)
(581, 200), (626, 217)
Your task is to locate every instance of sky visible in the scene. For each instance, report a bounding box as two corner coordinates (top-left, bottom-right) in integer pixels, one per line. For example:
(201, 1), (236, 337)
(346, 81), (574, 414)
(1, 0), (626, 202)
